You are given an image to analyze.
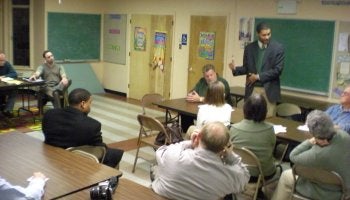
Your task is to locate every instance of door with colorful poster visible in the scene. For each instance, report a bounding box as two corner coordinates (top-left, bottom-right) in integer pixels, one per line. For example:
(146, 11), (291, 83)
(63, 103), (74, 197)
(187, 16), (227, 91)
(129, 14), (173, 100)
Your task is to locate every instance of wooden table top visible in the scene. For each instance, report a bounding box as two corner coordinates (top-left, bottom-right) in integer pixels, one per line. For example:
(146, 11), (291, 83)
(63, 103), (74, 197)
(155, 98), (200, 117)
(0, 78), (45, 90)
(155, 98), (311, 143)
(64, 178), (169, 200)
(0, 132), (122, 200)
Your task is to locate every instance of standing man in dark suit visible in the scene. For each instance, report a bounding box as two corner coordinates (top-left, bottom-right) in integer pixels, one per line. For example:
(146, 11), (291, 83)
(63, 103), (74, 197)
(229, 22), (284, 117)
(42, 88), (124, 168)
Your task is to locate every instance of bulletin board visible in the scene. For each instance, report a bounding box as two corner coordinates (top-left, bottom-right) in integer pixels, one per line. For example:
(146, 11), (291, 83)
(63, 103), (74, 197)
(103, 14), (127, 64)
(332, 21), (350, 98)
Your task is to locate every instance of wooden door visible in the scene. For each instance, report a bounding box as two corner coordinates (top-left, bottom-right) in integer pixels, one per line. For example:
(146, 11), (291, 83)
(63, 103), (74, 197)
(129, 14), (173, 100)
(187, 16), (227, 91)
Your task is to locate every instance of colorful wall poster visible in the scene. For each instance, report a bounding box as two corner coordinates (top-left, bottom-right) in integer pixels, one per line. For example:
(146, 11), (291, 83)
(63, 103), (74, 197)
(134, 27), (147, 51)
(152, 31), (166, 71)
(198, 32), (215, 60)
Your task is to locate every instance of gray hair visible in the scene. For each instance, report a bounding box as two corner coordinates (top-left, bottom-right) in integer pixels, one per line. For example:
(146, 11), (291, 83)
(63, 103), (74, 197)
(201, 122), (229, 153)
(306, 110), (336, 140)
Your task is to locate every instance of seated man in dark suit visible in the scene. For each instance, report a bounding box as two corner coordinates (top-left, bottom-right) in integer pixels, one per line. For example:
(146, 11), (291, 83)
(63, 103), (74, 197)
(42, 88), (124, 168)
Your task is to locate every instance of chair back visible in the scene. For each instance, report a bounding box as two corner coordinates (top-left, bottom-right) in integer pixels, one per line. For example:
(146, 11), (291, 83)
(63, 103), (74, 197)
(132, 114), (169, 173)
(232, 146), (265, 200)
(292, 165), (347, 200)
(66, 145), (106, 163)
(67, 149), (100, 163)
(276, 103), (302, 121)
(141, 93), (164, 115)
(62, 79), (72, 107)
(137, 114), (169, 144)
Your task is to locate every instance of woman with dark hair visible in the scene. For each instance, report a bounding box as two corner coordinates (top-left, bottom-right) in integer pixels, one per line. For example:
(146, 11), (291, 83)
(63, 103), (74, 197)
(230, 93), (276, 181)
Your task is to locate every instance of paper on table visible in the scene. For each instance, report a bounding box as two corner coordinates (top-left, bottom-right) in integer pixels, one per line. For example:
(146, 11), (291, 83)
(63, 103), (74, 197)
(297, 124), (309, 132)
(273, 125), (287, 134)
(1, 77), (14, 81)
(27, 176), (49, 183)
(22, 77), (44, 82)
(1, 78), (23, 85)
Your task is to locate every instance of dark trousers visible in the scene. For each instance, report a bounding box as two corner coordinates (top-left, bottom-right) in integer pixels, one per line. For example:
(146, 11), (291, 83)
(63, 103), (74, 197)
(102, 147), (124, 168)
(180, 114), (195, 133)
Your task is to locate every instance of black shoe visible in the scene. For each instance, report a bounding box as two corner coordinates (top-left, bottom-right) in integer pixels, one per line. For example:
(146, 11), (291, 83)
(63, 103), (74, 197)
(2, 111), (14, 118)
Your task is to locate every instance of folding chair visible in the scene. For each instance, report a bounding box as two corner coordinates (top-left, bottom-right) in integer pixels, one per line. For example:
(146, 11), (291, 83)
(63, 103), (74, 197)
(66, 145), (106, 163)
(275, 103), (302, 162)
(276, 103), (302, 122)
(232, 146), (281, 200)
(141, 93), (178, 124)
(132, 114), (170, 173)
(291, 165), (348, 200)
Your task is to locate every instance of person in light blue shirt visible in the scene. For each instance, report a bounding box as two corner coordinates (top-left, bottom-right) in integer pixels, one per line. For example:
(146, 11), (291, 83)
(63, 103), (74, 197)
(325, 85), (350, 134)
(0, 172), (47, 200)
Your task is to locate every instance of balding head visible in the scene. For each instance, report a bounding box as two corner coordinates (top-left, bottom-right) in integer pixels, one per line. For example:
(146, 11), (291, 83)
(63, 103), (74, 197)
(200, 122), (229, 153)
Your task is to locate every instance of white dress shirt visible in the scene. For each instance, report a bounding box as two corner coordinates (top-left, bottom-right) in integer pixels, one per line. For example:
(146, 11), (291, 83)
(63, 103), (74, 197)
(0, 176), (46, 200)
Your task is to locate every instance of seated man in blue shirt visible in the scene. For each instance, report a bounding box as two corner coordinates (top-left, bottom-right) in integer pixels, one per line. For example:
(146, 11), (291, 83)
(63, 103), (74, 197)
(0, 51), (18, 118)
(325, 85), (350, 134)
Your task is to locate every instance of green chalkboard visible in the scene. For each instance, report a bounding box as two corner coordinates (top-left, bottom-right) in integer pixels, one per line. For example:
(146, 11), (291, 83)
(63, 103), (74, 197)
(48, 12), (101, 61)
(255, 18), (335, 95)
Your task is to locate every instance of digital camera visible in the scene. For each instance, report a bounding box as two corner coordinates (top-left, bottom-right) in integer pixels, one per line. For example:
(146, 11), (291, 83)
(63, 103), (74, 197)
(90, 176), (119, 200)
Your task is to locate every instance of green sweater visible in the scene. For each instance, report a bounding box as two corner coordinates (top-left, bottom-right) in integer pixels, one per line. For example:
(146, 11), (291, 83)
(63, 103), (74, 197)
(230, 119), (276, 177)
(290, 130), (350, 200)
(193, 75), (233, 106)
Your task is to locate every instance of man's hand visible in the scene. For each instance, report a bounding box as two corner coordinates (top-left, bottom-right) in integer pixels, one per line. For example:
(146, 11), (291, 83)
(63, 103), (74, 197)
(246, 73), (259, 86)
(29, 74), (37, 81)
(186, 90), (202, 102)
(60, 77), (69, 86)
(228, 60), (236, 71)
(309, 137), (330, 147)
(32, 172), (47, 180)
(308, 137), (317, 145)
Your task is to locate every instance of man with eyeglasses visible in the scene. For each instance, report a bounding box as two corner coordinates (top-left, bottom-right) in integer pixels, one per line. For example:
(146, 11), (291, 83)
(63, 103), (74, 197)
(0, 51), (18, 118)
(325, 85), (350, 134)
(271, 110), (350, 200)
